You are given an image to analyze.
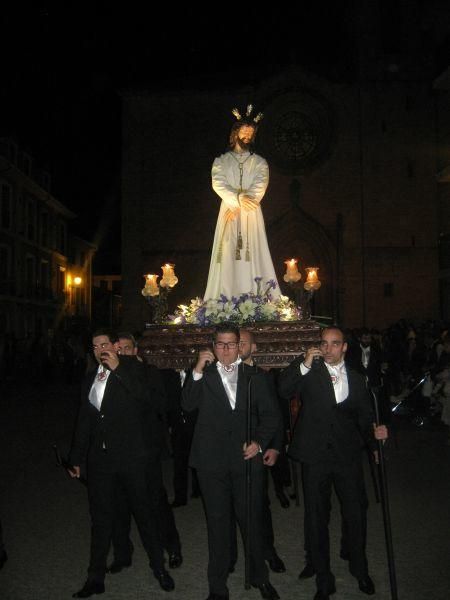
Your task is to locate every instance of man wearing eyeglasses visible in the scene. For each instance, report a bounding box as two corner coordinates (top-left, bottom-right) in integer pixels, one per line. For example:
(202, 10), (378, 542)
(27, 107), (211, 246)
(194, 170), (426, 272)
(278, 327), (388, 600)
(182, 323), (281, 600)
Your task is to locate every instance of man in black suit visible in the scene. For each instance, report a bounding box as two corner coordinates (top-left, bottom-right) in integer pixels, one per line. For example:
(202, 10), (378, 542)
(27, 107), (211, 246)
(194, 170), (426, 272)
(182, 324), (280, 600)
(346, 328), (389, 422)
(69, 329), (174, 597)
(105, 333), (183, 574)
(236, 329), (286, 574)
(163, 367), (201, 507)
(346, 330), (384, 388)
(278, 327), (387, 600)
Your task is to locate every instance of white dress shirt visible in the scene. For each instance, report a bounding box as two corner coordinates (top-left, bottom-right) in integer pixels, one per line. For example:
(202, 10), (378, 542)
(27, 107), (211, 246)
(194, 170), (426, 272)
(324, 360), (348, 403)
(361, 344), (370, 369)
(193, 358), (242, 409)
(88, 365), (110, 411)
(300, 359), (349, 403)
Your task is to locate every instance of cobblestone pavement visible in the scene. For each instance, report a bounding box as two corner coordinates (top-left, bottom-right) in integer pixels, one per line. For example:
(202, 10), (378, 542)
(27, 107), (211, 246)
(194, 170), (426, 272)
(0, 380), (449, 600)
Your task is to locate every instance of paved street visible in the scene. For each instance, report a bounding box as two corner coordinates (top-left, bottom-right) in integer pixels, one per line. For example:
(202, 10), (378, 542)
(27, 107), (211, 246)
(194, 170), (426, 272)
(0, 380), (449, 600)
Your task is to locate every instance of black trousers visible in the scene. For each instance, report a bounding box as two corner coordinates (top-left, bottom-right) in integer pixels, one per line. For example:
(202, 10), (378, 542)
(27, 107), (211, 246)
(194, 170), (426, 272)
(197, 460), (269, 596)
(302, 457), (369, 593)
(269, 448), (291, 494)
(229, 467), (277, 565)
(171, 419), (200, 502)
(111, 456), (181, 560)
(87, 457), (164, 581)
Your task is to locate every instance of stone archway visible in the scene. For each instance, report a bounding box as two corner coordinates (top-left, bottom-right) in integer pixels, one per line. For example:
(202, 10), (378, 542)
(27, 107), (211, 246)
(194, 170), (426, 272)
(267, 203), (336, 322)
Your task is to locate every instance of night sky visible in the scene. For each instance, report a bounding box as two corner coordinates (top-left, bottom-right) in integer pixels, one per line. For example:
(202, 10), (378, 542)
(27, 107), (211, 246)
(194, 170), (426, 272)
(1, 3), (448, 271)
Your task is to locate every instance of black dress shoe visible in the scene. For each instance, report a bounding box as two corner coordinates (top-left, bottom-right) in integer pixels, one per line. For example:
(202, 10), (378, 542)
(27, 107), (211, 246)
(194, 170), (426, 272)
(106, 559), (132, 574)
(358, 575), (375, 595)
(267, 553), (286, 573)
(275, 490), (290, 508)
(205, 594), (229, 600)
(298, 562), (315, 579)
(0, 550), (7, 570)
(252, 581), (280, 600)
(153, 569), (175, 591)
(168, 551), (183, 569)
(313, 584), (336, 600)
(72, 580), (105, 598)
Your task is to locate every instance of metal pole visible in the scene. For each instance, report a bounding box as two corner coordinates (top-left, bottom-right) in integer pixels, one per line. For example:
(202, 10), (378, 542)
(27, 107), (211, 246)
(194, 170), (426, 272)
(287, 396), (300, 506)
(366, 445), (380, 504)
(371, 391), (399, 600)
(244, 374), (252, 590)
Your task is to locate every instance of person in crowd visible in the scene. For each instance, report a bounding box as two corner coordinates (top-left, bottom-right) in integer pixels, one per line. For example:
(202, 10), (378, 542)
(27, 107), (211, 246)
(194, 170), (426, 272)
(68, 328), (174, 597)
(431, 333), (450, 443)
(278, 326), (388, 600)
(346, 328), (385, 389)
(104, 333), (183, 574)
(182, 323), (280, 600)
(163, 367), (201, 507)
(230, 328), (286, 574)
(346, 328), (389, 420)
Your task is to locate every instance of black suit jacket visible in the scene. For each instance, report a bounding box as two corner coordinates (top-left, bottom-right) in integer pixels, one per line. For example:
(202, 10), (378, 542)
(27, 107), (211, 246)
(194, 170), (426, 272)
(139, 361), (170, 453)
(248, 366), (285, 452)
(346, 343), (384, 388)
(182, 362), (280, 472)
(70, 356), (151, 472)
(278, 357), (375, 465)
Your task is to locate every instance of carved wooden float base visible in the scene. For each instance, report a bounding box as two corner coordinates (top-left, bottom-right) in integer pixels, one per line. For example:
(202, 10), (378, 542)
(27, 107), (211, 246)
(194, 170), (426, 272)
(139, 320), (322, 369)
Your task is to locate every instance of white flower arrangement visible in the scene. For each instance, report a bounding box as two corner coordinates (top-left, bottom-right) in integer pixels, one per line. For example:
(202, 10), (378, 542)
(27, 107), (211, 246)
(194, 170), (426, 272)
(169, 278), (302, 325)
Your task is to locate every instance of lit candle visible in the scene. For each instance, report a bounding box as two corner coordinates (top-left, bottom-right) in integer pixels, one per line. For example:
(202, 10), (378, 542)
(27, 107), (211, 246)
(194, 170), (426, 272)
(142, 274), (160, 297)
(304, 267), (321, 291)
(283, 258), (302, 283)
(160, 263), (179, 288)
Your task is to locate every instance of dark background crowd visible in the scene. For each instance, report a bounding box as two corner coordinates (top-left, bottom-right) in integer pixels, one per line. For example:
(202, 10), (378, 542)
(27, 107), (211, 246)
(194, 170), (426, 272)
(344, 319), (450, 434)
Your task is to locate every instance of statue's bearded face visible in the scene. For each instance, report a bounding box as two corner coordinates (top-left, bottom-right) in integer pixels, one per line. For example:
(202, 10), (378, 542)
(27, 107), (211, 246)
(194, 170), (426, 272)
(236, 125), (255, 150)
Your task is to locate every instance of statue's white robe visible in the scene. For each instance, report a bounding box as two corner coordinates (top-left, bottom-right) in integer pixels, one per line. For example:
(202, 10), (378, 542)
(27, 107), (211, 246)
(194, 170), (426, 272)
(204, 151), (280, 300)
